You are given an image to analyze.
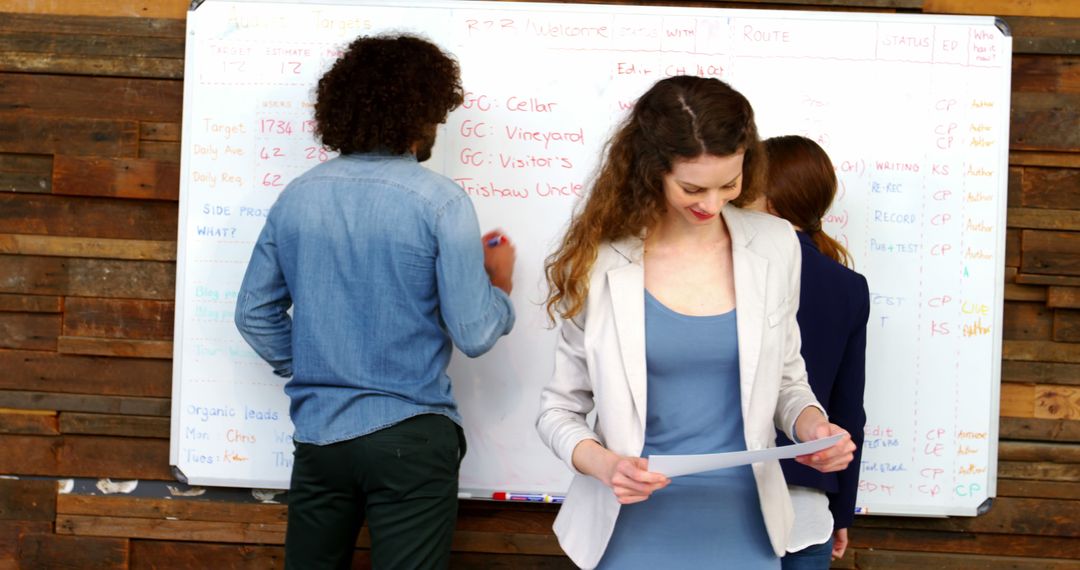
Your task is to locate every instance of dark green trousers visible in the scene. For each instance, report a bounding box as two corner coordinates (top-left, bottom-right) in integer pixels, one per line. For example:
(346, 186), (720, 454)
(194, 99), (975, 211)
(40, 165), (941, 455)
(284, 414), (464, 570)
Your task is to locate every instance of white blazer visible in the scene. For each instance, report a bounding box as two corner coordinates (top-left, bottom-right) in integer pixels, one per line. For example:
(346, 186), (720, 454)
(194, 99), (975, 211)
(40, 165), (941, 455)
(536, 204), (822, 569)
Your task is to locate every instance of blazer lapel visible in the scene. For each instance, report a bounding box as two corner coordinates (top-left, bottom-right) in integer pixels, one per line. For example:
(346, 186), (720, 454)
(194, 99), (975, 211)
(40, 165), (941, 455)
(607, 239), (648, 430)
(724, 206), (768, 420)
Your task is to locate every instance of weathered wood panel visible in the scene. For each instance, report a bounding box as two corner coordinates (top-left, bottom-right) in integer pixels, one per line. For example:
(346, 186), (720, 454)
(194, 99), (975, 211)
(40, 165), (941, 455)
(57, 495), (287, 525)
(0, 30), (184, 60)
(56, 495), (562, 533)
(1000, 382), (1034, 418)
(130, 541), (288, 570)
(1021, 230), (1080, 276)
(140, 122), (180, 142)
(1004, 282), (1046, 302)
(1001, 339), (1080, 363)
(998, 440), (1080, 463)
(1010, 151), (1080, 168)
(1001, 360), (1080, 385)
(59, 514), (567, 557)
(854, 549), (1079, 569)
(998, 460), (1080, 482)
(1015, 273), (1080, 287)
(0, 312), (59, 350)
(129, 542), (573, 570)
(64, 298), (174, 340)
(1011, 54), (1080, 94)
(0, 153), (50, 194)
(854, 497), (1078, 536)
(997, 479), (1080, 500)
(53, 155), (180, 201)
(0, 390), (169, 417)
(58, 515), (288, 544)
(0, 521), (51, 570)
(17, 533), (128, 570)
(0, 114), (138, 157)
(1010, 93), (1080, 151)
(0, 255), (175, 300)
(1017, 166), (1080, 211)
(1048, 286), (1080, 308)
(1007, 207), (1080, 231)
(0, 294), (60, 313)
(0, 348), (171, 397)
(449, 553), (574, 569)
(0, 50), (183, 79)
(1000, 417), (1080, 442)
(0, 13), (185, 38)
(0, 193), (177, 240)
(0, 479), (56, 521)
(0, 12), (184, 80)
(1036, 383), (1080, 420)
(1007, 165), (1023, 208)
(1054, 309), (1080, 342)
(1002, 301), (1054, 340)
(140, 140), (182, 162)
(0, 73), (181, 122)
(925, 0), (1080, 18)
(1005, 228), (1021, 267)
(848, 526), (1080, 559)
(1004, 17), (1080, 56)
(58, 412), (169, 438)
(0, 434), (171, 479)
(2, 1), (190, 19)
(0, 409), (58, 435)
(56, 336), (173, 359)
(0, 234), (176, 261)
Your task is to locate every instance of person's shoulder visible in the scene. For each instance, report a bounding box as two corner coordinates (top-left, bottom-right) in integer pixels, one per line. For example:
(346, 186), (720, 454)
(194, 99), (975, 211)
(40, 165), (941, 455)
(800, 237), (870, 305)
(736, 207), (797, 245)
(732, 205), (792, 233)
(597, 238), (639, 271)
(743, 207), (787, 227)
(728, 206), (798, 259)
(395, 161), (468, 208)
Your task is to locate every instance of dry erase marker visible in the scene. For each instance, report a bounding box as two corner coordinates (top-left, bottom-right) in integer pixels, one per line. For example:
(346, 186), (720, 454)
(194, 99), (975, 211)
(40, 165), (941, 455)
(486, 234), (506, 248)
(492, 492), (563, 503)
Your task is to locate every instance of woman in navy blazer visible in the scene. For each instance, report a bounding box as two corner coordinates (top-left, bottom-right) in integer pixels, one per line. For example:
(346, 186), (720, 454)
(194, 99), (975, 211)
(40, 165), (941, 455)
(751, 135), (870, 568)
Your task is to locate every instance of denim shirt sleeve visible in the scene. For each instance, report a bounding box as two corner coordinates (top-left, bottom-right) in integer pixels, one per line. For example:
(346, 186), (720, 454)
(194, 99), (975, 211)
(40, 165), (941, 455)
(434, 194), (515, 357)
(234, 213), (294, 377)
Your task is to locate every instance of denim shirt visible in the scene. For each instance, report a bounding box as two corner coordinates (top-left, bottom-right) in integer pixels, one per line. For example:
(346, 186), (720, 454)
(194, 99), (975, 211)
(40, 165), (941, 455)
(235, 152), (515, 445)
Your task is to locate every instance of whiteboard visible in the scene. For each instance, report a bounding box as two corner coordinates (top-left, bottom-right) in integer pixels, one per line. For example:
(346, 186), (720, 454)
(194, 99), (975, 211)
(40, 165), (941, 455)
(170, 0), (1011, 517)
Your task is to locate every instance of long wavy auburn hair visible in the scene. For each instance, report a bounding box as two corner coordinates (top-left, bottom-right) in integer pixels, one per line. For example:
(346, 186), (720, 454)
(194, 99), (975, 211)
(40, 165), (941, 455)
(543, 76), (765, 322)
(762, 135), (852, 267)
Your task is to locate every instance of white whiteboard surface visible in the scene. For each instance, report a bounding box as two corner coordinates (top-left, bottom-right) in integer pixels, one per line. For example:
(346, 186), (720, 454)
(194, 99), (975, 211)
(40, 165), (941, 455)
(171, 0), (1011, 517)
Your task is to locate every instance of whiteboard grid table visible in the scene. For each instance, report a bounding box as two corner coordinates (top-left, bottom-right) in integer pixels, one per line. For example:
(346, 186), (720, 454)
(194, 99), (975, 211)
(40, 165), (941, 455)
(171, 0), (1011, 517)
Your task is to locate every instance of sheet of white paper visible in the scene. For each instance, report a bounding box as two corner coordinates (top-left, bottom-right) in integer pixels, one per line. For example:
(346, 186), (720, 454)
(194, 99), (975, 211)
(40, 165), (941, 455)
(647, 434), (845, 478)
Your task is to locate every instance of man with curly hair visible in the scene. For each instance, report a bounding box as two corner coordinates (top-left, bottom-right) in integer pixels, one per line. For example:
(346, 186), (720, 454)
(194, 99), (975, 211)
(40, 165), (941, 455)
(235, 34), (516, 569)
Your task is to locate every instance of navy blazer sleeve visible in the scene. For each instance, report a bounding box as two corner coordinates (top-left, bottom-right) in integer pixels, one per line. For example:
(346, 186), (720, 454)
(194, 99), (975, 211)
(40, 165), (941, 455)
(776, 232), (870, 530)
(826, 277), (869, 529)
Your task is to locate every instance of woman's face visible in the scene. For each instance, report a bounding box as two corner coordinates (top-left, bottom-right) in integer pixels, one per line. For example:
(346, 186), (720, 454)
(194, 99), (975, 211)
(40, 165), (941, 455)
(660, 152), (745, 228)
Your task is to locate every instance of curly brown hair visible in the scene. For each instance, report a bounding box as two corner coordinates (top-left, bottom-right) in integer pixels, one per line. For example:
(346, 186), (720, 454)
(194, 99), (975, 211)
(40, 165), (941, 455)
(315, 34), (464, 155)
(544, 76), (765, 322)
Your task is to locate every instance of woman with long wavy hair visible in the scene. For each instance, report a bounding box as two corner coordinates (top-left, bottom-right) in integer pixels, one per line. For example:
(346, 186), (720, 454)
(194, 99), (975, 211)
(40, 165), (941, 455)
(536, 76), (856, 569)
(750, 135), (870, 569)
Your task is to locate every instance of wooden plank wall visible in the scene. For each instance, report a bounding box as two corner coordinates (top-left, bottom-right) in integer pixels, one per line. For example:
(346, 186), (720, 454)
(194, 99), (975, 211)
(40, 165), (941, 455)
(0, 0), (1076, 568)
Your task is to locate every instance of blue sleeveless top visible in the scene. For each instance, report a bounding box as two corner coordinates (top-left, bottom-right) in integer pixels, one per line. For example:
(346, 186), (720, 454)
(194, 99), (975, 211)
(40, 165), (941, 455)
(596, 291), (779, 569)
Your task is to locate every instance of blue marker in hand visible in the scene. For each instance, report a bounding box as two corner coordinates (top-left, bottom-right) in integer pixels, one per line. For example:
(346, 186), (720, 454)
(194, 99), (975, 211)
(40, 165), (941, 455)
(486, 234), (506, 248)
